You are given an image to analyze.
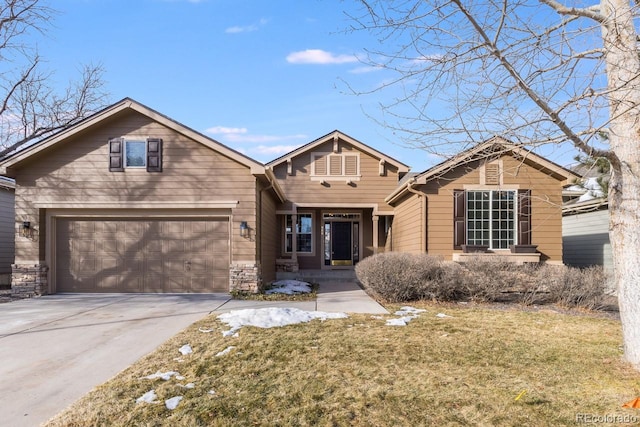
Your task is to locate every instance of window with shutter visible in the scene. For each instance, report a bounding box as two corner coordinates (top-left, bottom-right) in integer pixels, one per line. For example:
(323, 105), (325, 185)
(109, 138), (124, 172)
(147, 138), (163, 172)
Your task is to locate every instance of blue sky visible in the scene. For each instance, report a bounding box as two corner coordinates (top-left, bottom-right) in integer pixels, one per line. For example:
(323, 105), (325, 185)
(32, 0), (441, 170)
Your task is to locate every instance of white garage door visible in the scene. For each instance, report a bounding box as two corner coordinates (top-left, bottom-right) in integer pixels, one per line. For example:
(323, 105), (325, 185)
(56, 218), (230, 293)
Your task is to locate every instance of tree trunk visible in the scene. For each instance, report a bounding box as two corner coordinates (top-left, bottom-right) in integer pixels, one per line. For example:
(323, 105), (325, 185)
(601, 0), (640, 368)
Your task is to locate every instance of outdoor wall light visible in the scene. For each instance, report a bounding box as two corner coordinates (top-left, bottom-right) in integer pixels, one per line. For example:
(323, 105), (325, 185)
(239, 221), (249, 238)
(20, 221), (32, 238)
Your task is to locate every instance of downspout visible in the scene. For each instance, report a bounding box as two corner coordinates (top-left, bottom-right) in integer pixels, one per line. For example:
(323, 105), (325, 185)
(406, 178), (427, 253)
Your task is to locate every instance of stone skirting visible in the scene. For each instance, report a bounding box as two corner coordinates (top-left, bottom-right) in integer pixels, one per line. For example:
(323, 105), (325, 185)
(229, 262), (262, 293)
(276, 259), (299, 272)
(11, 263), (49, 298)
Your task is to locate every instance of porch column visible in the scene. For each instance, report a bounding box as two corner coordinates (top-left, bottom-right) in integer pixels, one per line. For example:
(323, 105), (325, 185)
(291, 213), (298, 263)
(372, 215), (379, 254)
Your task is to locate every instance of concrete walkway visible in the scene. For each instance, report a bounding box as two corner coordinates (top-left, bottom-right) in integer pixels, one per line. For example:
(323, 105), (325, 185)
(0, 282), (385, 427)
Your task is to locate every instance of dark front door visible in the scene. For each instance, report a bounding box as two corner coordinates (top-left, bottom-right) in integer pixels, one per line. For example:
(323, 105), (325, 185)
(331, 221), (352, 265)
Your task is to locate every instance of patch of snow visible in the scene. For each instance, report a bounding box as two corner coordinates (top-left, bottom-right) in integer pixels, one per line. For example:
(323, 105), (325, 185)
(176, 375), (185, 380)
(265, 279), (312, 295)
(208, 389), (216, 395)
(142, 371), (181, 381)
(387, 306), (427, 326)
(165, 396), (183, 410)
(136, 390), (158, 404)
(179, 344), (193, 355)
(215, 346), (236, 357)
(199, 327), (215, 333)
(436, 313), (452, 318)
(217, 307), (348, 335)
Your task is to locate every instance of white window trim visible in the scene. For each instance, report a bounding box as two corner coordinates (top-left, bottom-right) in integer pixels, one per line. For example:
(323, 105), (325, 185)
(465, 189), (519, 250)
(124, 139), (147, 168)
(310, 152), (361, 181)
(284, 212), (315, 256)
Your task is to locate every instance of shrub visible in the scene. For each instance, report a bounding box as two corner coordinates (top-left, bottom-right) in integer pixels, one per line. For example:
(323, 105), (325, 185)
(355, 252), (460, 302)
(545, 265), (608, 310)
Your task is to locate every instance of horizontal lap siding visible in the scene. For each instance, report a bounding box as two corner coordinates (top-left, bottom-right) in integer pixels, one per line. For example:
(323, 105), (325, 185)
(0, 188), (14, 273)
(391, 193), (422, 253)
(14, 110), (257, 264)
(563, 209), (611, 269)
(420, 155), (565, 261)
(273, 140), (400, 212)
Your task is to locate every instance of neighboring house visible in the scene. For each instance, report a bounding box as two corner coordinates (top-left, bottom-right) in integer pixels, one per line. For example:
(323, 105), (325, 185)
(385, 138), (580, 263)
(0, 99), (578, 296)
(0, 177), (15, 284)
(562, 177), (611, 270)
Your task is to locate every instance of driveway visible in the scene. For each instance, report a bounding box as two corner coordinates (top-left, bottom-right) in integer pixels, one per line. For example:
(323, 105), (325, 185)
(0, 285), (386, 427)
(0, 294), (232, 427)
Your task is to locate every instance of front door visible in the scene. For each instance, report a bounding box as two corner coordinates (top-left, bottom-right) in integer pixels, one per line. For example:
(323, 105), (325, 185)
(331, 222), (352, 265)
(323, 213), (361, 267)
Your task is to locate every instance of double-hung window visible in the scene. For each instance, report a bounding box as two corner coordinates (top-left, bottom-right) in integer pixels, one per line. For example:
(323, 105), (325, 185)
(466, 190), (516, 249)
(285, 213), (313, 253)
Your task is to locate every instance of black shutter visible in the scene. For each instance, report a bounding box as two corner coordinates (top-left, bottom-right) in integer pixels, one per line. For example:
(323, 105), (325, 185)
(109, 138), (124, 172)
(453, 189), (466, 249)
(518, 189), (531, 245)
(147, 138), (163, 172)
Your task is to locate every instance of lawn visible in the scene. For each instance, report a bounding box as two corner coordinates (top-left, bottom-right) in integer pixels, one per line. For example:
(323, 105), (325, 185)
(45, 303), (640, 426)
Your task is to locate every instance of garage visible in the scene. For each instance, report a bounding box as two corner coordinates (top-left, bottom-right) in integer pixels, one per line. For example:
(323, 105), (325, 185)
(55, 217), (230, 293)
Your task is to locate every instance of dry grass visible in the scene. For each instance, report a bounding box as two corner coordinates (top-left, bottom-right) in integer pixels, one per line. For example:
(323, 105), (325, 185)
(45, 303), (640, 427)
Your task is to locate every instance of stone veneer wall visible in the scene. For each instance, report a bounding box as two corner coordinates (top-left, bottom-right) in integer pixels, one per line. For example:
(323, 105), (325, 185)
(11, 263), (49, 298)
(229, 262), (262, 293)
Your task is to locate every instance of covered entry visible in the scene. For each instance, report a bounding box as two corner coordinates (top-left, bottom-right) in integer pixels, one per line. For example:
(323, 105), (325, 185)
(55, 217), (230, 293)
(323, 213), (361, 266)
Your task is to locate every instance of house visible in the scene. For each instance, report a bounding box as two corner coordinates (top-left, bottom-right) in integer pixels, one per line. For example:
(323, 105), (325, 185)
(0, 176), (15, 285)
(385, 138), (580, 263)
(0, 99), (577, 297)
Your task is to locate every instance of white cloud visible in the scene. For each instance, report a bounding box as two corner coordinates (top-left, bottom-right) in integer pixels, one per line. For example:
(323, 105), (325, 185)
(286, 49), (358, 65)
(349, 65), (383, 74)
(251, 144), (304, 156)
(225, 18), (268, 34)
(207, 126), (248, 135)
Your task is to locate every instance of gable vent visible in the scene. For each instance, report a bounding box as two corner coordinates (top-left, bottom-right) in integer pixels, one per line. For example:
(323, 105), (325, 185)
(345, 155), (358, 175)
(485, 163), (500, 185)
(314, 156), (327, 175)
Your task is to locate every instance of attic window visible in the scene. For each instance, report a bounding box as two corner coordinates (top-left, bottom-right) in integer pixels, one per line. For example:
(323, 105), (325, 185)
(125, 140), (146, 167)
(109, 137), (163, 172)
(311, 152), (360, 181)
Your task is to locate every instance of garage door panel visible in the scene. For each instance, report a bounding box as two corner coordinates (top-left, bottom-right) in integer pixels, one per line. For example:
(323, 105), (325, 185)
(57, 218), (230, 293)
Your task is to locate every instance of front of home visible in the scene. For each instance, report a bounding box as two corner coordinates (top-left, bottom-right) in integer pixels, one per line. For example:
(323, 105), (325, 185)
(0, 99), (578, 297)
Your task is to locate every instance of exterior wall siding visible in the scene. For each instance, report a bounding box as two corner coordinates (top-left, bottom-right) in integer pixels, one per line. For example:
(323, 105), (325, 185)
(391, 192), (423, 253)
(0, 186), (14, 275)
(413, 155), (565, 262)
(563, 209), (611, 269)
(272, 139), (400, 214)
(11, 110), (259, 293)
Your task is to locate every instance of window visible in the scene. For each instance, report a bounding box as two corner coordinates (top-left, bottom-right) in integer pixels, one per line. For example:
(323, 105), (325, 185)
(125, 140), (146, 167)
(109, 137), (163, 172)
(311, 152), (360, 180)
(465, 190), (516, 249)
(285, 213), (313, 253)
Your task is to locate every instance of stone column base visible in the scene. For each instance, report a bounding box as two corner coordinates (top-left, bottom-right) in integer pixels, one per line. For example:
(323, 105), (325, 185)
(229, 262), (262, 293)
(12, 263), (49, 298)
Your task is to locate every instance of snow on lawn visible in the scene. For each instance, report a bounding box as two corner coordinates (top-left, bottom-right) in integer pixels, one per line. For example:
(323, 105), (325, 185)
(136, 390), (158, 404)
(217, 307), (348, 336)
(215, 346), (236, 357)
(265, 279), (312, 295)
(386, 306), (427, 326)
(142, 371), (185, 381)
(165, 396), (183, 410)
(178, 344), (193, 355)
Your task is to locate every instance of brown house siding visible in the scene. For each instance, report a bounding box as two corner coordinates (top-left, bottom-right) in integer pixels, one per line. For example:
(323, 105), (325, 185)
(411, 155), (564, 262)
(391, 192), (423, 253)
(272, 139), (400, 212)
(12, 110), (260, 292)
(258, 180), (279, 285)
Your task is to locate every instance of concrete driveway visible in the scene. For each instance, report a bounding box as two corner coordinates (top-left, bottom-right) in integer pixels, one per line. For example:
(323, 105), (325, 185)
(0, 284), (386, 427)
(0, 293), (232, 427)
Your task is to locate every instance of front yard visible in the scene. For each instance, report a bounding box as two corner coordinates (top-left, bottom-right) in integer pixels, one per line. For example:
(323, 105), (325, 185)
(45, 302), (640, 426)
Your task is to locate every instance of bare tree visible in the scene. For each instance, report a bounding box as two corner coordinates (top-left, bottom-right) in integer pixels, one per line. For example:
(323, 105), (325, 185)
(0, 0), (108, 158)
(348, 0), (640, 368)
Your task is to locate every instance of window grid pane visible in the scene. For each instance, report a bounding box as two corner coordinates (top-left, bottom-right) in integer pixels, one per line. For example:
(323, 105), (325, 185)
(466, 190), (516, 249)
(285, 214), (313, 253)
